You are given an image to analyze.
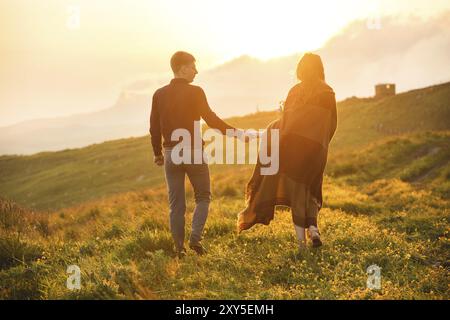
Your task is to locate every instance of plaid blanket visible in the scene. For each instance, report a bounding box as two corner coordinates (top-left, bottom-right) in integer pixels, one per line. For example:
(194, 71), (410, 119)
(238, 80), (337, 231)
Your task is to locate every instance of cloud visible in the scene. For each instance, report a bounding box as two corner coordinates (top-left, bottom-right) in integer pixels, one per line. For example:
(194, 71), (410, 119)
(192, 12), (450, 115)
(319, 12), (450, 98)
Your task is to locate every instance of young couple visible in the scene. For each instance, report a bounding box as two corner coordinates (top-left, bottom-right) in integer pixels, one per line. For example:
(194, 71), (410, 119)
(150, 51), (337, 258)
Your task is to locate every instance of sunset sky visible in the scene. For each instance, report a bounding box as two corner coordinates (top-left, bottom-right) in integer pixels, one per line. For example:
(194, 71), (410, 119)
(1, 0), (450, 126)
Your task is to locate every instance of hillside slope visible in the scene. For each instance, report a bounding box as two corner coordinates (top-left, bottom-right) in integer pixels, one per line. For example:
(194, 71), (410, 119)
(0, 145), (448, 299)
(0, 84), (449, 299)
(330, 81), (450, 152)
(1, 82), (449, 211)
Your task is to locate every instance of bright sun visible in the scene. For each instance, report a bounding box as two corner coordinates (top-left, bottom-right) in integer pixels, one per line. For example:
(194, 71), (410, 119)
(214, 1), (345, 59)
(152, 0), (378, 61)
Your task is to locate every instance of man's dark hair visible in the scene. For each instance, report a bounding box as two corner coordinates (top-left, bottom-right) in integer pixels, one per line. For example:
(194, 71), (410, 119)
(170, 51), (196, 73)
(296, 53), (325, 82)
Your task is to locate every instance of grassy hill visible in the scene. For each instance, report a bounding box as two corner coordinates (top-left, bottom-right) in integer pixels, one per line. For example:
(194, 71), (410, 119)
(1, 82), (449, 211)
(0, 82), (449, 299)
(1, 132), (448, 298)
(330, 81), (450, 152)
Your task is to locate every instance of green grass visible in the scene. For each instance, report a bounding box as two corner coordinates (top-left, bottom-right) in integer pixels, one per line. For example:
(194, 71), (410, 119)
(328, 131), (450, 193)
(0, 161), (448, 299)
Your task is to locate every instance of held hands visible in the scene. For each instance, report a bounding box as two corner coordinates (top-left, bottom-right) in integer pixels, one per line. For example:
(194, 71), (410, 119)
(153, 129), (257, 166)
(154, 155), (164, 166)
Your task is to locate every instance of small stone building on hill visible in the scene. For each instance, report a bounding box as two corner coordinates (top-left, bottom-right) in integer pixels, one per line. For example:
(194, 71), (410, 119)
(375, 83), (396, 98)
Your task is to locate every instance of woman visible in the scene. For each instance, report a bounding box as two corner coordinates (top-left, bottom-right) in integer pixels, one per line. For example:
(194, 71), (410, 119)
(238, 53), (337, 249)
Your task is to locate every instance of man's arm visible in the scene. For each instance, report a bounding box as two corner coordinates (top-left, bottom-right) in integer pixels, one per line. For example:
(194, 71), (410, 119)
(195, 87), (235, 134)
(195, 87), (257, 142)
(149, 91), (163, 157)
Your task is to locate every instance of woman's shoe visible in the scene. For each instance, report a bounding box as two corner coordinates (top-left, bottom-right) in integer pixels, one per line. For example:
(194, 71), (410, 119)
(311, 237), (322, 247)
(308, 226), (322, 247)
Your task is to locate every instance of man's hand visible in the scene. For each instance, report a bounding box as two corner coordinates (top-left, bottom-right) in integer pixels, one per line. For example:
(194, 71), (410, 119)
(154, 155), (164, 166)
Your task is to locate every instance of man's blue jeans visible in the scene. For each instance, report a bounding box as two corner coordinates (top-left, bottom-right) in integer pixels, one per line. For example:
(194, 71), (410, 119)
(164, 148), (211, 249)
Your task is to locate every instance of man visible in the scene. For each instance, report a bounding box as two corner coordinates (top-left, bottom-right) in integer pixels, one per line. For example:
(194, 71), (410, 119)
(150, 51), (250, 258)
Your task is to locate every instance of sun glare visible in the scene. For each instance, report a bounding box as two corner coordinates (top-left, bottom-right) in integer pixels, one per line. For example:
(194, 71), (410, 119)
(217, 1), (345, 59)
(149, 0), (381, 61)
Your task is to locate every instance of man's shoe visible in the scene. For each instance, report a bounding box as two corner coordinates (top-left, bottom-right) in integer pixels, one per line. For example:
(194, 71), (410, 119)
(189, 242), (207, 255)
(176, 247), (187, 259)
